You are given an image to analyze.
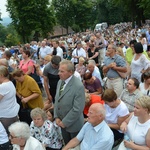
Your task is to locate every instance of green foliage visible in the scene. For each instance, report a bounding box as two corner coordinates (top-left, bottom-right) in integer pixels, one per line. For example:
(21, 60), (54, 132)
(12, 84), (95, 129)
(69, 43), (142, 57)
(6, 0), (56, 43)
(4, 24), (20, 46)
(0, 24), (7, 45)
(0, 23), (21, 46)
(52, 0), (94, 32)
(112, 0), (150, 26)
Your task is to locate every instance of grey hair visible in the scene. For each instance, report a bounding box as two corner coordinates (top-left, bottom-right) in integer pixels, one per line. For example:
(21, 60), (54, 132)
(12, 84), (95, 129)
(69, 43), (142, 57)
(30, 107), (47, 121)
(109, 44), (117, 51)
(60, 59), (74, 72)
(88, 59), (96, 66)
(8, 122), (30, 140)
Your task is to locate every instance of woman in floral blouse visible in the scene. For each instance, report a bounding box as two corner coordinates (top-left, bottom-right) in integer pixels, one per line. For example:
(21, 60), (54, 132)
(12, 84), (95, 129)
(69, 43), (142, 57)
(30, 108), (63, 150)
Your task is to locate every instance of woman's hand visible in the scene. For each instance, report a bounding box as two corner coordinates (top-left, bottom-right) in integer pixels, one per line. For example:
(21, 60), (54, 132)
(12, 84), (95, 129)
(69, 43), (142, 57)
(120, 122), (127, 133)
(124, 140), (135, 149)
(21, 97), (29, 103)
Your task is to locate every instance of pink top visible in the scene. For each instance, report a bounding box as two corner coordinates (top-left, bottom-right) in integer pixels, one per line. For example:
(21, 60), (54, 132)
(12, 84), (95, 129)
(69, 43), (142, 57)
(19, 59), (34, 73)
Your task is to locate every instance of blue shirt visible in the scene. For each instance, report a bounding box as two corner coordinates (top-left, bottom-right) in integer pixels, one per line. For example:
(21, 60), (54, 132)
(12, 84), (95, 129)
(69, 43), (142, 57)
(104, 54), (126, 78)
(77, 121), (114, 150)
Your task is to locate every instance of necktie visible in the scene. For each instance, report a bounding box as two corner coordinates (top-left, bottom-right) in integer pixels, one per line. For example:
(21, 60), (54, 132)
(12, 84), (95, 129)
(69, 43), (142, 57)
(59, 81), (65, 96)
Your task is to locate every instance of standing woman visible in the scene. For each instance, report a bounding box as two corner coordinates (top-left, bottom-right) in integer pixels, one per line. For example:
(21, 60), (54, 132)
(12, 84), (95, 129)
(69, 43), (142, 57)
(0, 66), (19, 133)
(140, 33), (147, 51)
(131, 42), (150, 82)
(87, 43), (99, 65)
(19, 49), (34, 75)
(139, 71), (150, 96)
(12, 69), (44, 124)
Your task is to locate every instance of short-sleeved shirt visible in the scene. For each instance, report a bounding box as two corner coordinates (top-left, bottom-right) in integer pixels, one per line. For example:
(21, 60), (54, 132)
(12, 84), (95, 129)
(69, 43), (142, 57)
(104, 54), (126, 78)
(105, 101), (129, 125)
(87, 48), (99, 64)
(76, 121), (114, 150)
(84, 77), (101, 93)
(39, 46), (53, 58)
(119, 89), (143, 112)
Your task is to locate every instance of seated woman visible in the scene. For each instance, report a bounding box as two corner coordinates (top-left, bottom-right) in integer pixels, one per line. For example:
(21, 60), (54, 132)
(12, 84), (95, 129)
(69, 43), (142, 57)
(0, 66), (19, 133)
(83, 72), (102, 95)
(11, 69), (44, 125)
(139, 71), (150, 96)
(75, 57), (86, 78)
(30, 108), (63, 150)
(101, 89), (129, 141)
(9, 122), (44, 150)
(118, 96), (150, 150)
(84, 92), (104, 118)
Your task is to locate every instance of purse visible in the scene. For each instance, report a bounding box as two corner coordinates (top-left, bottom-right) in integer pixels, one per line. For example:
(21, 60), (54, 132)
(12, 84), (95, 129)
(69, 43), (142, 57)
(19, 104), (32, 125)
(29, 66), (43, 88)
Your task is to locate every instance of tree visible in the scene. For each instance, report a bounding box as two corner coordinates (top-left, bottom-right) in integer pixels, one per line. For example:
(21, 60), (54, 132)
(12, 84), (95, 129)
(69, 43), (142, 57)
(52, 0), (94, 32)
(112, 0), (150, 27)
(6, 0), (56, 43)
(0, 24), (7, 45)
(52, 0), (74, 33)
(4, 24), (20, 47)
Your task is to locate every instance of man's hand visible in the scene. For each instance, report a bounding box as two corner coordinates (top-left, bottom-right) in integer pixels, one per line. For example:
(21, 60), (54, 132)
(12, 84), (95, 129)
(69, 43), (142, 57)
(59, 121), (65, 128)
(55, 118), (65, 128)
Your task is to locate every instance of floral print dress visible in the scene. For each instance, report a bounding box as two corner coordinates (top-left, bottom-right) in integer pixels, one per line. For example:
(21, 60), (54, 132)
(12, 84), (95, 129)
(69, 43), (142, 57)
(30, 120), (63, 149)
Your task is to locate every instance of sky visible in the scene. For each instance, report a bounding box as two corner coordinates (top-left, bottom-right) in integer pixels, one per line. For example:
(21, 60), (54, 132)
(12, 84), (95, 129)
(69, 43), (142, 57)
(1, 0), (9, 18)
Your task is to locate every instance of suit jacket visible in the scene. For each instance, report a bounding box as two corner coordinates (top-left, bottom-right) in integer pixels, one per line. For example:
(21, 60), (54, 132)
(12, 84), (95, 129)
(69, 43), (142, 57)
(54, 75), (85, 133)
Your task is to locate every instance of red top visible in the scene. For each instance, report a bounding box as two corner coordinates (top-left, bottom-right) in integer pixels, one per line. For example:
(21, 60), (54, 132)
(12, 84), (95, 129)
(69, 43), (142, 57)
(84, 94), (104, 115)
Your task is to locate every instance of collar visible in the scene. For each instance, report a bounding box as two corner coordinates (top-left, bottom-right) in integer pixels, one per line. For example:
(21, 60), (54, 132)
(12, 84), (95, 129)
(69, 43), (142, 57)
(64, 75), (73, 85)
(93, 120), (105, 132)
(125, 88), (139, 95)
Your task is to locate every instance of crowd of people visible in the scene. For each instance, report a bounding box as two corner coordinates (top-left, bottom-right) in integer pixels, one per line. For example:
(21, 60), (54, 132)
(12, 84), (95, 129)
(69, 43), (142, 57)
(0, 22), (150, 150)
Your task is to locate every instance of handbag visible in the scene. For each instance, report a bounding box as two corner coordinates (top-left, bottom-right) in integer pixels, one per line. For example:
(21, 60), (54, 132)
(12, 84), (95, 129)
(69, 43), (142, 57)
(29, 66), (43, 88)
(19, 103), (32, 125)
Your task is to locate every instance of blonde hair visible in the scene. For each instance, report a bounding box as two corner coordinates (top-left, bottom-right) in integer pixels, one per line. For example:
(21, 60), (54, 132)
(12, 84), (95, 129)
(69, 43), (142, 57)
(0, 66), (9, 77)
(85, 93), (91, 106)
(136, 96), (150, 113)
(79, 57), (85, 63)
(44, 55), (52, 62)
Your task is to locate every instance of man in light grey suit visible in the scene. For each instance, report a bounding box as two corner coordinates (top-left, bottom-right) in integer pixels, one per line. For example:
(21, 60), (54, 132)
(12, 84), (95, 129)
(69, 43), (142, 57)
(54, 60), (85, 145)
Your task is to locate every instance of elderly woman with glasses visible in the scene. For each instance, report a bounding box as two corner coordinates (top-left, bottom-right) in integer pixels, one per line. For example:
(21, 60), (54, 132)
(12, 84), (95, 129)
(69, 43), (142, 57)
(30, 108), (63, 150)
(9, 122), (44, 150)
